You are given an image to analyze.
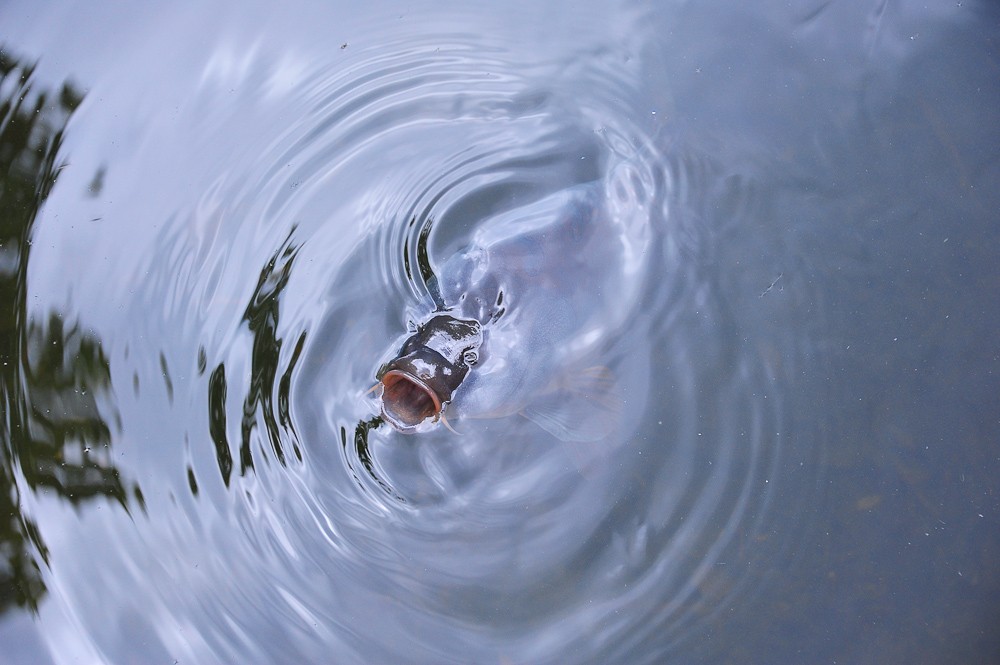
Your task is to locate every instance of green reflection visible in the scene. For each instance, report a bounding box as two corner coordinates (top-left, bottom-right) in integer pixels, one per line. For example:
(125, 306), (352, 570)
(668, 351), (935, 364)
(223, 230), (303, 479)
(0, 47), (138, 615)
(207, 362), (233, 485)
(341, 416), (404, 502)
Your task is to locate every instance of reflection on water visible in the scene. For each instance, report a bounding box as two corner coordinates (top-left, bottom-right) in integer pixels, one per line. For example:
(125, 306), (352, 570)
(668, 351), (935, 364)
(206, 228), (307, 485)
(238, 229), (303, 472)
(0, 49), (139, 616)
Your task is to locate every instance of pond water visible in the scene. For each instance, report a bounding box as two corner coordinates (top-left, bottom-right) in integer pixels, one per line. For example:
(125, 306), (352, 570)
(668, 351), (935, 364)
(1, 1), (998, 663)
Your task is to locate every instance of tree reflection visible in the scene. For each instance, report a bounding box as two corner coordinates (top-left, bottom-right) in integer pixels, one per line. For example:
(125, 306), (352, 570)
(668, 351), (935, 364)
(206, 230), (306, 486)
(343, 416), (404, 502)
(0, 47), (137, 615)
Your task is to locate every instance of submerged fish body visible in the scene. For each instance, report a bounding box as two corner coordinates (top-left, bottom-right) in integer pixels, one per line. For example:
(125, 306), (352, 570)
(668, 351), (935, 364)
(377, 172), (650, 439)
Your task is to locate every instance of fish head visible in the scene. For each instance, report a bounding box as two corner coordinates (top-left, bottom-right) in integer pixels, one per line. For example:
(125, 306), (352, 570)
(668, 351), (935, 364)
(376, 315), (482, 433)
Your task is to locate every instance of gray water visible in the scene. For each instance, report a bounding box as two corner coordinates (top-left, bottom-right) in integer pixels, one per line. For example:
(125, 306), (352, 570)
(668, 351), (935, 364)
(1, 1), (998, 663)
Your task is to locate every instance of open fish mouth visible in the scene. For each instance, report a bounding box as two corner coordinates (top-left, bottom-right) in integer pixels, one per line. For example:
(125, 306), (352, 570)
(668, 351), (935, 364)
(379, 369), (442, 432)
(375, 314), (482, 434)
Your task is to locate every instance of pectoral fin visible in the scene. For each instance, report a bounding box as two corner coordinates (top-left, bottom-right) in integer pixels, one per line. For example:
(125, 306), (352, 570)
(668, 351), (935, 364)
(521, 365), (622, 443)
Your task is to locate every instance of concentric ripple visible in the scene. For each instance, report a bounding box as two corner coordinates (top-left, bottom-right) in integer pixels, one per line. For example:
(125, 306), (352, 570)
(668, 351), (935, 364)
(279, 37), (812, 664)
(17, 18), (819, 665)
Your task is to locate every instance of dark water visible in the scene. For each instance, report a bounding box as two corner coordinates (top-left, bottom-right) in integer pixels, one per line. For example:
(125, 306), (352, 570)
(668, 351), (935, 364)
(1, 1), (998, 663)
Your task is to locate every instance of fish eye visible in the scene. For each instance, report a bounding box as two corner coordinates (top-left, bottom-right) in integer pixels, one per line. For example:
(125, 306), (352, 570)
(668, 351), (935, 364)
(463, 350), (478, 365)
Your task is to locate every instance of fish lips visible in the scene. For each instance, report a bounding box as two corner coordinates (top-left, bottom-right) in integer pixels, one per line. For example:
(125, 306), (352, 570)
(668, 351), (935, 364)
(377, 346), (469, 433)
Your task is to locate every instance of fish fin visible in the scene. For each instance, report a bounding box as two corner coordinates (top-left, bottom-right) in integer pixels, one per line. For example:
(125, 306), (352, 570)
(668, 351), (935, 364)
(521, 365), (622, 443)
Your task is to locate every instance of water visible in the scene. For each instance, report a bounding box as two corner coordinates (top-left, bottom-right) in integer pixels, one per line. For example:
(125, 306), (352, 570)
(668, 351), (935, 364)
(1, 1), (998, 663)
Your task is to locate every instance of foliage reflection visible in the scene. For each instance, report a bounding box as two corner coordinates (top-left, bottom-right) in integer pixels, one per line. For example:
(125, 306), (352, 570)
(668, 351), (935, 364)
(0, 47), (139, 615)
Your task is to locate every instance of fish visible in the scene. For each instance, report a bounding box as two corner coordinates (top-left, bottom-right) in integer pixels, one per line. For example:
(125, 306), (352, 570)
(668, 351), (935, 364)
(375, 169), (651, 440)
(376, 314), (483, 432)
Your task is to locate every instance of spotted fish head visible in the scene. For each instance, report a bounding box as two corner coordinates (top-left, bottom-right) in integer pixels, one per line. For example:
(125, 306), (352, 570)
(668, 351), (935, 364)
(376, 314), (482, 433)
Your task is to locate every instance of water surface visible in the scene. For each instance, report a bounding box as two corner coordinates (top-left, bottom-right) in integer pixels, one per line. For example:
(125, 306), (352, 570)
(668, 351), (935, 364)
(1, 1), (998, 663)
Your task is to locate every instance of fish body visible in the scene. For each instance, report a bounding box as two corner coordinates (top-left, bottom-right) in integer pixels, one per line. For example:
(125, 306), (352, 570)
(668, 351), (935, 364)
(377, 174), (649, 438)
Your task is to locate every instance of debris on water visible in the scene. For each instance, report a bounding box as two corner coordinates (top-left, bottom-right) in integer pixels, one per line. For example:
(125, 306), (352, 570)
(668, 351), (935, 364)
(855, 494), (882, 511)
(759, 272), (783, 298)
